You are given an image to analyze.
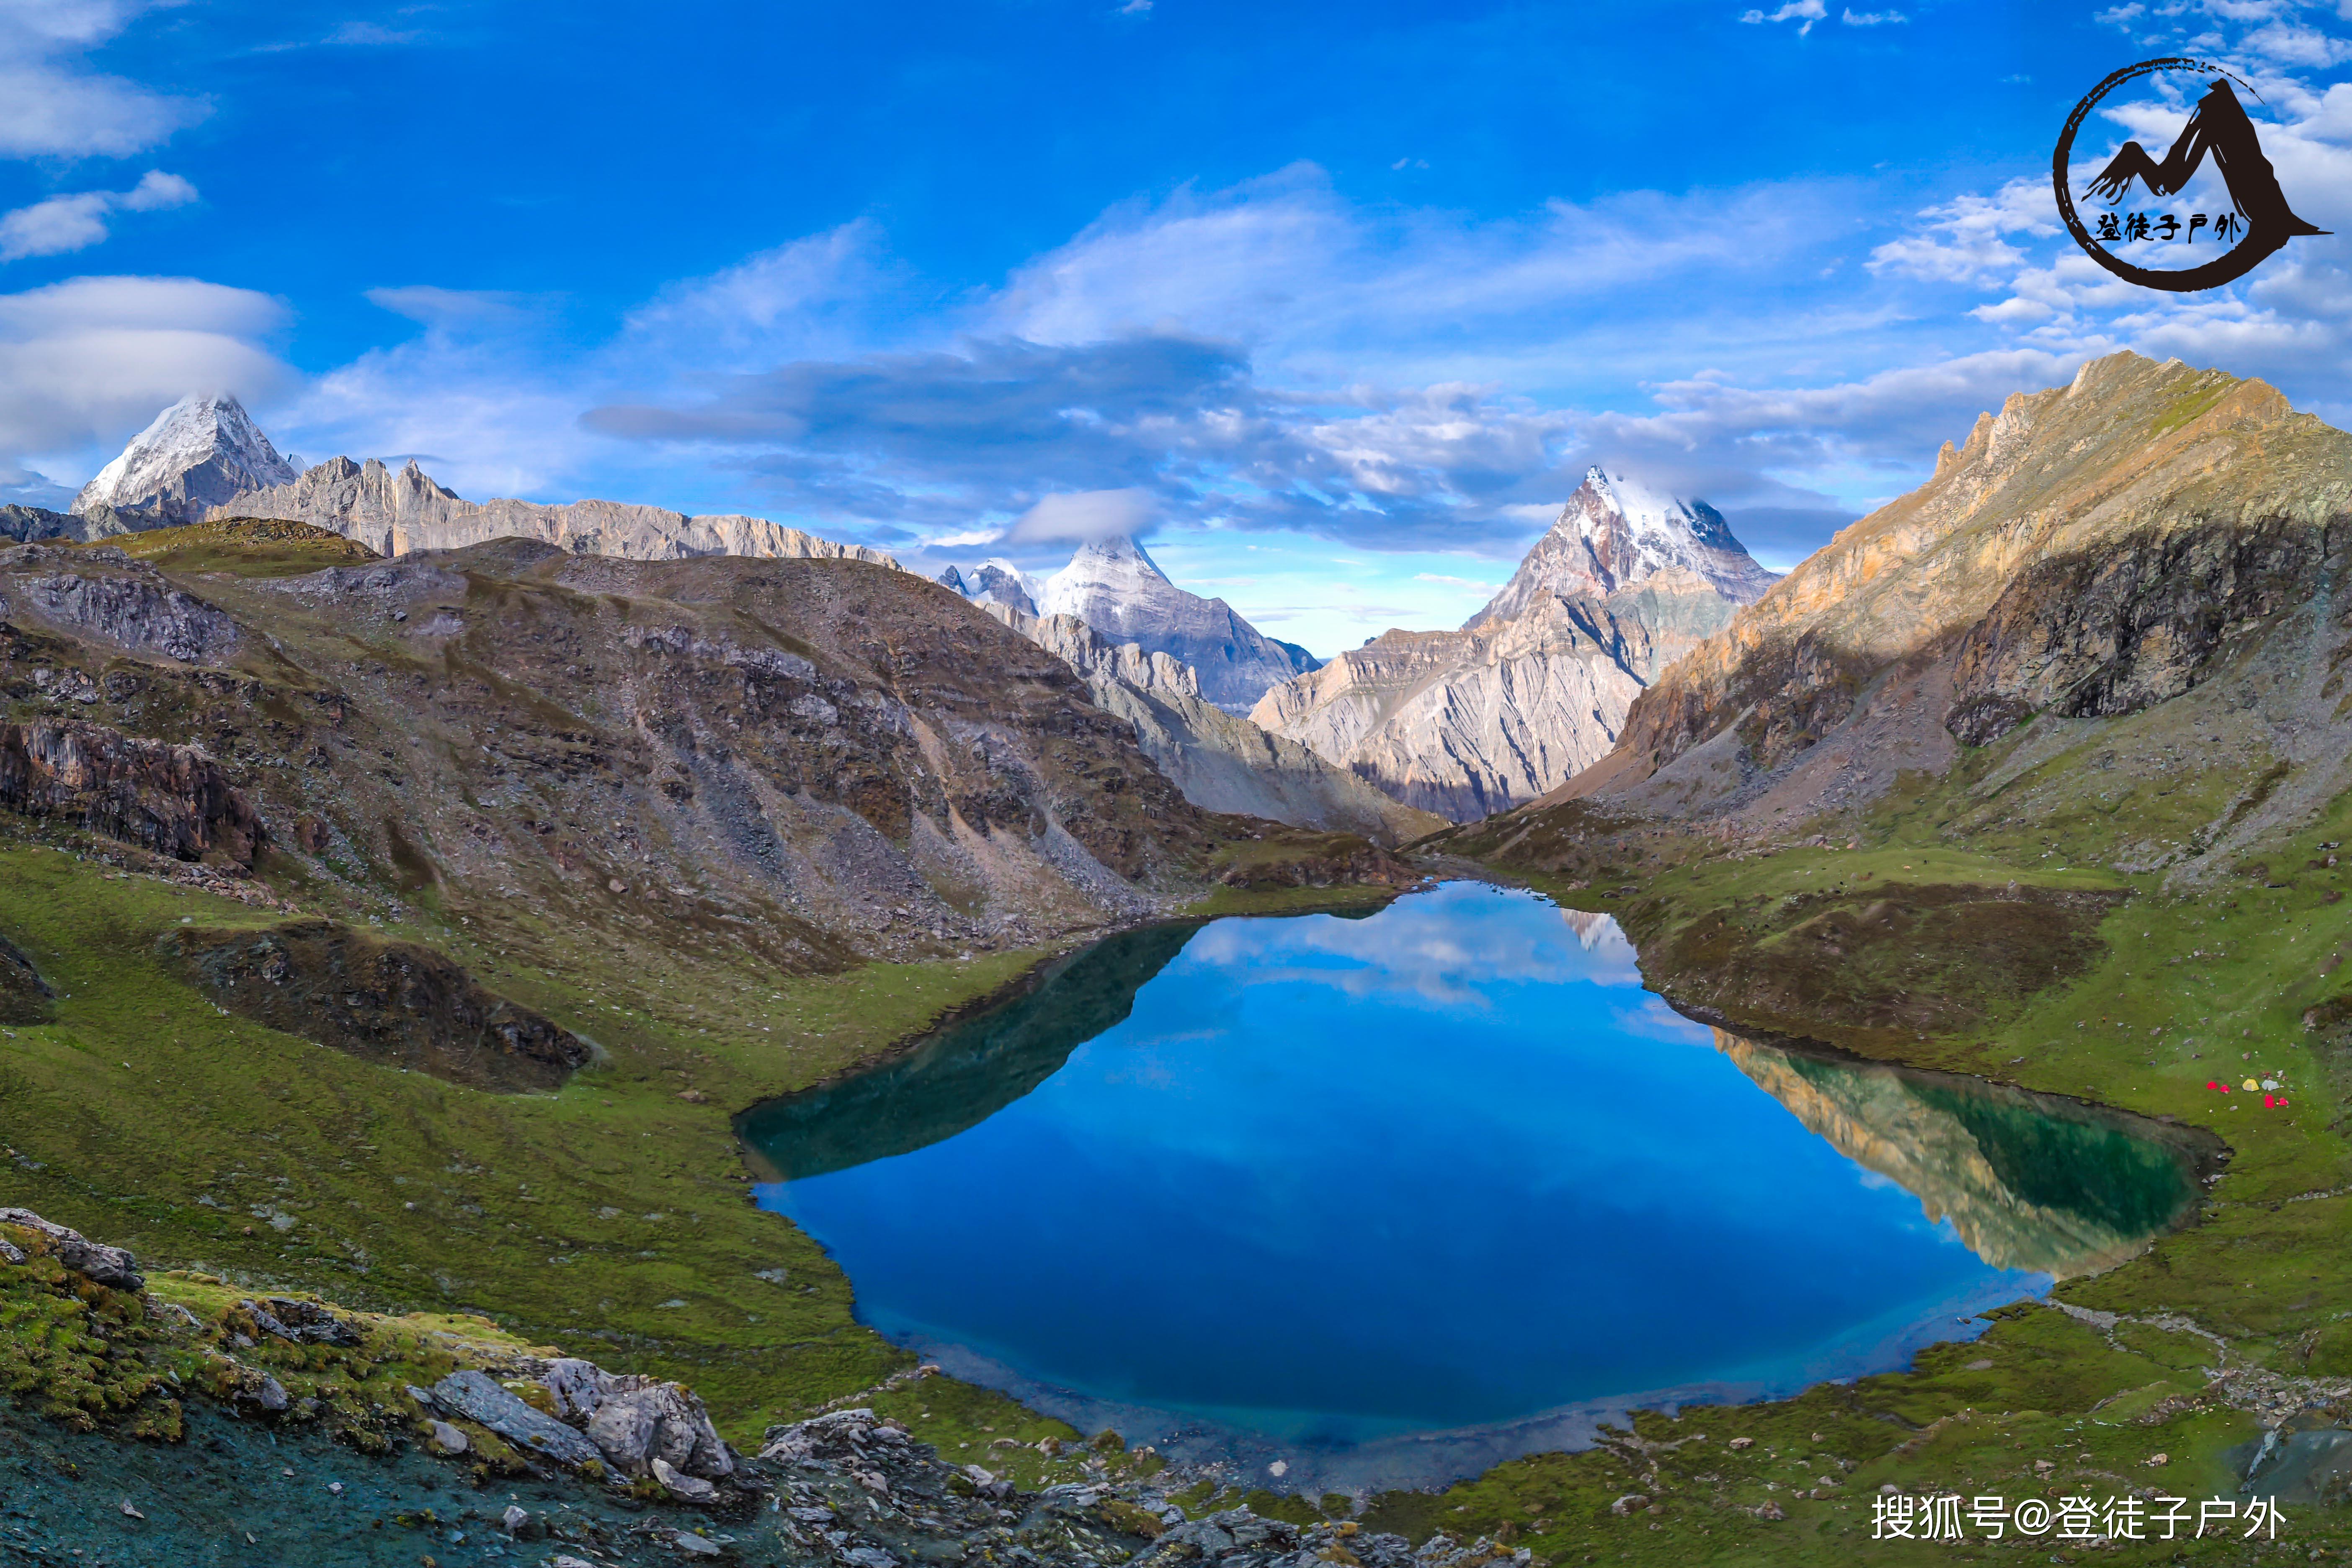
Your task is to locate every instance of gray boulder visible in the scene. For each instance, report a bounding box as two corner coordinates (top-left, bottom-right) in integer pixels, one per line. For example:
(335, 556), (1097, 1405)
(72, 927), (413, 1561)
(0, 1208), (143, 1290)
(428, 1369), (602, 1468)
(544, 1356), (736, 1480)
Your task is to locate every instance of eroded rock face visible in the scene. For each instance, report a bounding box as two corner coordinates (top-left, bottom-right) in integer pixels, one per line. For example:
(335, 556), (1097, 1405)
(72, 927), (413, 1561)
(165, 920), (592, 1091)
(1253, 578), (1747, 821)
(1944, 518), (2326, 745)
(0, 718), (262, 867)
(17, 567), (239, 664)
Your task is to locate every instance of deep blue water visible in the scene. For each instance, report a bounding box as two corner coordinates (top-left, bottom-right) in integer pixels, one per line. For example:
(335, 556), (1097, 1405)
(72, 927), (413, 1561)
(743, 883), (2203, 1486)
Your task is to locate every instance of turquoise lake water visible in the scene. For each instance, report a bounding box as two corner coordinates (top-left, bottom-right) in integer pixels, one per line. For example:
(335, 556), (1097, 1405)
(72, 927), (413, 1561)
(741, 883), (2206, 1488)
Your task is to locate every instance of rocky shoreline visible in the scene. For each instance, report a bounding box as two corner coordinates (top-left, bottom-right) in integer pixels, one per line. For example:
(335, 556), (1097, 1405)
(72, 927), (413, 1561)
(0, 1205), (1545, 1568)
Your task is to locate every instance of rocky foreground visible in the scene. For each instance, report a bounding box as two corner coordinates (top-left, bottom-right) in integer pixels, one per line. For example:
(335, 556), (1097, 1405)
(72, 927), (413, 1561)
(0, 1205), (1537, 1568)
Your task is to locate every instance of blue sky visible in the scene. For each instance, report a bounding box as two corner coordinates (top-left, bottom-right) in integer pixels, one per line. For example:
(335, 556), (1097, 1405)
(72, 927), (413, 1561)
(5, 0), (2352, 654)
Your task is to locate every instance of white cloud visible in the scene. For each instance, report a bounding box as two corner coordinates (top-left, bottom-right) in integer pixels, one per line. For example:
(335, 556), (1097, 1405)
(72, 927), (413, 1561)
(1007, 488), (1157, 543)
(0, 2), (207, 158)
(0, 274), (292, 465)
(0, 170), (197, 262)
(1741, 0), (1827, 33)
(1841, 8), (1907, 23)
(1867, 178), (2055, 285)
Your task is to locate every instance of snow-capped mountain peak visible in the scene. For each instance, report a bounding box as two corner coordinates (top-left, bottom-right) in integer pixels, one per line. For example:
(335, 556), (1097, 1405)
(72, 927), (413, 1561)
(72, 393), (302, 523)
(1464, 465), (1778, 629)
(1029, 534), (1315, 713)
(1037, 535), (1173, 617)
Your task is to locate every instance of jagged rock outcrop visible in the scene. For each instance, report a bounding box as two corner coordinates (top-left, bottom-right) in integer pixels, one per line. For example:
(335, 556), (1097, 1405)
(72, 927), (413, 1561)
(217, 454), (905, 568)
(165, 919), (594, 1091)
(0, 717), (263, 867)
(73, 394), (300, 525)
(983, 602), (1442, 845)
(544, 1357), (736, 1480)
(1546, 353), (2352, 835)
(0, 1208), (144, 1291)
(1253, 469), (1778, 821)
(1027, 536), (1318, 713)
(10, 553), (240, 663)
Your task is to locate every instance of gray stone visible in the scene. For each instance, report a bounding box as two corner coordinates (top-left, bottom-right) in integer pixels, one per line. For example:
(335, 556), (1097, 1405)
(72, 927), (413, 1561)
(545, 1355), (736, 1479)
(652, 1456), (717, 1501)
(671, 1532), (724, 1558)
(429, 1420), (469, 1455)
(428, 1369), (601, 1467)
(0, 1207), (143, 1290)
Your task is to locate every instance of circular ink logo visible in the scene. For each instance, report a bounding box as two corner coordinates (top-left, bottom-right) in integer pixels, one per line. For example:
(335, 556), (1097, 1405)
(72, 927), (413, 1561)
(2053, 57), (2326, 293)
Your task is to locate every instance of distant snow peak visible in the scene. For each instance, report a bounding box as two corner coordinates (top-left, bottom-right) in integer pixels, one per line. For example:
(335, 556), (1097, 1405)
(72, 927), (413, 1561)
(940, 559), (1046, 616)
(1039, 534), (1173, 616)
(1464, 465), (1778, 629)
(1029, 533), (1314, 713)
(73, 392), (301, 523)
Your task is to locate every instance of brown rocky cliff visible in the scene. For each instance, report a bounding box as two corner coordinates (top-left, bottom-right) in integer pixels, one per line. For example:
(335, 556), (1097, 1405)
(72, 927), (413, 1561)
(0, 717), (262, 868)
(1596, 352), (2352, 797)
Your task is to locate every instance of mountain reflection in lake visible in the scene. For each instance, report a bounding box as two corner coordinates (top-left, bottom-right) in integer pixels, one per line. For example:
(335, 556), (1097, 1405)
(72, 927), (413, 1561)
(740, 883), (2207, 1491)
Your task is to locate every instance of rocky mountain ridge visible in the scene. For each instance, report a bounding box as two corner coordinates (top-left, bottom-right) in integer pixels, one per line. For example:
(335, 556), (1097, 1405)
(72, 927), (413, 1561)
(1524, 351), (2352, 858)
(979, 601), (1441, 846)
(0, 533), (1266, 967)
(214, 454), (904, 568)
(1253, 469), (1779, 821)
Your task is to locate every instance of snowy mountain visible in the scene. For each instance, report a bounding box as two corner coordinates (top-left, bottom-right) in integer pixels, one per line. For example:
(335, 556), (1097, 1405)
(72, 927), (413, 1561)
(1465, 466), (1779, 629)
(1252, 468), (1781, 820)
(72, 394), (302, 524)
(964, 559), (1042, 616)
(1030, 535), (1318, 713)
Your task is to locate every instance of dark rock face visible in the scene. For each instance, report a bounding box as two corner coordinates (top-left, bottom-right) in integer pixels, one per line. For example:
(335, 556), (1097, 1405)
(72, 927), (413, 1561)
(238, 1296), (365, 1348)
(165, 920), (592, 1091)
(0, 507), (79, 546)
(1944, 521), (2333, 745)
(18, 566), (240, 663)
(0, 718), (263, 867)
(0, 931), (50, 1024)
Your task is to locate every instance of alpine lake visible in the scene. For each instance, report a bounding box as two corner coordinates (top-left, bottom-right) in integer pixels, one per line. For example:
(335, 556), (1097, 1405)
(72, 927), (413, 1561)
(736, 883), (2215, 1493)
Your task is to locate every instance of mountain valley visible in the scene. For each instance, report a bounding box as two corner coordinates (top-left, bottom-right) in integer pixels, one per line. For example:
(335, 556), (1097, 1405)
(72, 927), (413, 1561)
(13, 355), (2352, 1563)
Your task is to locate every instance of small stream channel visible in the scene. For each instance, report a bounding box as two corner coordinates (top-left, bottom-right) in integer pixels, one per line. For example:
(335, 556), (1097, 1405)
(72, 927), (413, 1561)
(736, 883), (2215, 1493)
